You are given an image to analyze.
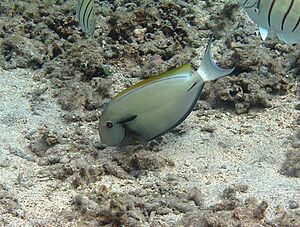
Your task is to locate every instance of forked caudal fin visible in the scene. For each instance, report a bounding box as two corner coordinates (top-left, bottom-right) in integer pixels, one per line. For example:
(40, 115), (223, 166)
(196, 40), (235, 82)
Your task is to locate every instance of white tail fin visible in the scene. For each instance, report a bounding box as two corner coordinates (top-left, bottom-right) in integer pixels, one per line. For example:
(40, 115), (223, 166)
(196, 40), (235, 82)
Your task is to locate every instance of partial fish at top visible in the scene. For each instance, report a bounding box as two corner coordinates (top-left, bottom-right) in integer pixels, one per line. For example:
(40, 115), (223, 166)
(76, 0), (95, 37)
(239, 0), (300, 44)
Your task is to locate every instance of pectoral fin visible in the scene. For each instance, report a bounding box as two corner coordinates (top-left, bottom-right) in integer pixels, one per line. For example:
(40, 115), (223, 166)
(259, 26), (269, 41)
(117, 115), (137, 125)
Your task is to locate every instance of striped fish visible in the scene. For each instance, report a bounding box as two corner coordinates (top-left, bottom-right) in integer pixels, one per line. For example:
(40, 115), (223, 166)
(76, 0), (95, 37)
(239, 0), (300, 44)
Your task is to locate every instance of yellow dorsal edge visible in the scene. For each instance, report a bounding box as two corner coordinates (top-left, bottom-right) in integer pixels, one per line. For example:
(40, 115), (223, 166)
(113, 64), (192, 100)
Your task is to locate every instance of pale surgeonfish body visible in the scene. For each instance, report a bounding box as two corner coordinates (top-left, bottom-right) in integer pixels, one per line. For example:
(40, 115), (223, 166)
(76, 0), (95, 37)
(239, 0), (300, 44)
(99, 41), (235, 146)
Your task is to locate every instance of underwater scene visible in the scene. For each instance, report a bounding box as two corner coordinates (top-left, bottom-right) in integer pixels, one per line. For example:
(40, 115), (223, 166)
(0, 0), (299, 225)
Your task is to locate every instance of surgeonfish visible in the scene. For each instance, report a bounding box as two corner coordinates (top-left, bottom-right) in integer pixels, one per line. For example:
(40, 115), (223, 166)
(98, 41), (235, 146)
(76, 0), (95, 37)
(239, 0), (300, 44)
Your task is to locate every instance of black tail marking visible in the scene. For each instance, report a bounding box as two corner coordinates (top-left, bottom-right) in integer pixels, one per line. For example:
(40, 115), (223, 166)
(187, 82), (197, 92)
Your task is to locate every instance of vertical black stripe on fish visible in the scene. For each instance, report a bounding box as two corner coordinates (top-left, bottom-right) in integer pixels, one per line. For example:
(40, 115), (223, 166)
(268, 0), (276, 28)
(292, 16), (300, 32)
(282, 0), (294, 31)
(78, 0), (85, 26)
(256, 0), (261, 11)
(86, 2), (94, 32)
(83, 0), (93, 31)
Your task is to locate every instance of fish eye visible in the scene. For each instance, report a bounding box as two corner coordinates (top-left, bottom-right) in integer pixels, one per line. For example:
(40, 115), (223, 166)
(254, 8), (259, 13)
(106, 121), (113, 128)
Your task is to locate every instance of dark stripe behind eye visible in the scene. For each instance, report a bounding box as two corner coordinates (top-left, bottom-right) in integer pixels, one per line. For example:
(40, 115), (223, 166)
(257, 0), (261, 10)
(268, 0), (276, 28)
(292, 16), (300, 32)
(282, 0), (294, 31)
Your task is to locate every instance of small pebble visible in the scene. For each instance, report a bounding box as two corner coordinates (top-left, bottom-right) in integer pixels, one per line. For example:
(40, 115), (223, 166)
(288, 200), (299, 209)
(220, 165), (227, 169)
(200, 125), (216, 133)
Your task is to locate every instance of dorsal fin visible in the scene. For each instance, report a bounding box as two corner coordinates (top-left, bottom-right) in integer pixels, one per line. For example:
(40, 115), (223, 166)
(112, 64), (192, 100)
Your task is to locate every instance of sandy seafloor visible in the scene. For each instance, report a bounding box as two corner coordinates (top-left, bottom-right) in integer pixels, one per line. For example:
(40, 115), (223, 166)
(0, 0), (300, 226)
